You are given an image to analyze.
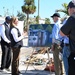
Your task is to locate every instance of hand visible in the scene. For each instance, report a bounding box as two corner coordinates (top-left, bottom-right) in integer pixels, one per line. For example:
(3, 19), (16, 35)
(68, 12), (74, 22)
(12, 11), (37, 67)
(8, 42), (11, 46)
(51, 45), (54, 51)
(22, 32), (27, 37)
(9, 42), (11, 46)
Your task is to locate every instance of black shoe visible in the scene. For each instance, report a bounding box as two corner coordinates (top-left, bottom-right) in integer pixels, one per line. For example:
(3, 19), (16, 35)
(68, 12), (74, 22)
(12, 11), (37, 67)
(18, 71), (21, 73)
(0, 67), (4, 72)
(0, 67), (3, 70)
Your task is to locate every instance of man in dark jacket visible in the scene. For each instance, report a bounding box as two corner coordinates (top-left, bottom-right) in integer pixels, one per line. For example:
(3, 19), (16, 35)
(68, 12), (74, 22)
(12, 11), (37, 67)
(0, 16), (11, 71)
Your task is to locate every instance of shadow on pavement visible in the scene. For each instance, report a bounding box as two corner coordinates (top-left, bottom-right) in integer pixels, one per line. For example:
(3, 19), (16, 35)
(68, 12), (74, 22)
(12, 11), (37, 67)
(0, 70), (55, 75)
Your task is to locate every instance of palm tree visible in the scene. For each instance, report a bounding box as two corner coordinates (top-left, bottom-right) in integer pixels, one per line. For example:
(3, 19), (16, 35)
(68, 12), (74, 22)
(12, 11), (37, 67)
(21, 0), (36, 30)
(56, 3), (69, 23)
(45, 18), (51, 24)
(56, 3), (68, 16)
(35, 15), (40, 24)
(17, 11), (26, 21)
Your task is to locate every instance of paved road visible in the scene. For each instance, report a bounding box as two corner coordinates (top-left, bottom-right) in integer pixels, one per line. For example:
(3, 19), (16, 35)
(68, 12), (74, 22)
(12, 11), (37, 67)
(0, 38), (55, 75)
(0, 47), (55, 75)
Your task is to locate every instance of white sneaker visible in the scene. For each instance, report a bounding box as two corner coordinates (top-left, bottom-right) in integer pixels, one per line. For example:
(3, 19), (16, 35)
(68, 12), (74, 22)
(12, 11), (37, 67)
(2, 69), (11, 73)
(5, 68), (11, 71)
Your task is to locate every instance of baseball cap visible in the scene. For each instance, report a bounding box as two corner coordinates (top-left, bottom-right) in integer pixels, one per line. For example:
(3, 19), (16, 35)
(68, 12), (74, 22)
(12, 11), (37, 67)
(5, 16), (11, 21)
(51, 13), (60, 18)
(68, 1), (75, 8)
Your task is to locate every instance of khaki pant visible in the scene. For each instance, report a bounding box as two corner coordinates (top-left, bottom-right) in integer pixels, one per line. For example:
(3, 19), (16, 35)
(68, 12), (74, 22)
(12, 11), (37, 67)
(53, 44), (63, 75)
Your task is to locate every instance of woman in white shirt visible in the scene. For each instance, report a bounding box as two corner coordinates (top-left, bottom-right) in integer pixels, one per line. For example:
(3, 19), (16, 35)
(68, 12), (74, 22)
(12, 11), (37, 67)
(10, 17), (26, 75)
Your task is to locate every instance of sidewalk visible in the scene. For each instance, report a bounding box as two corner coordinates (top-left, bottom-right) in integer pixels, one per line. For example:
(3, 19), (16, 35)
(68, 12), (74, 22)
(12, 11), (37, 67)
(0, 38), (55, 75)
(0, 47), (55, 75)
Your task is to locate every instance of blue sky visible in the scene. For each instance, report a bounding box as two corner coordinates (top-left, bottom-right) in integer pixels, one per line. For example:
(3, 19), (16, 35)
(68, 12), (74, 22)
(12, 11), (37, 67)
(0, 0), (71, 19)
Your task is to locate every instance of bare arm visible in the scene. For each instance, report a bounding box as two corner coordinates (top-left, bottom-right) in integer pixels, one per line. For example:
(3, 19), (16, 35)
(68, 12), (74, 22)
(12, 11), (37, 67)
(59, 30), (66, 36)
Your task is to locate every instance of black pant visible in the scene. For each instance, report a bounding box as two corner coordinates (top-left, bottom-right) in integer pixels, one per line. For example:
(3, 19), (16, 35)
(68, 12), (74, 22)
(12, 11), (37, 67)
(68, 52), (75, 75)
(1, 43), (11, 69)
(12, 47), (20, 75)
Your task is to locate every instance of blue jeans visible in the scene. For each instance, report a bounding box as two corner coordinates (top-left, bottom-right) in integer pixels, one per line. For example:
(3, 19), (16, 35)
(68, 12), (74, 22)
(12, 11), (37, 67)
(63, 46), (70, 75)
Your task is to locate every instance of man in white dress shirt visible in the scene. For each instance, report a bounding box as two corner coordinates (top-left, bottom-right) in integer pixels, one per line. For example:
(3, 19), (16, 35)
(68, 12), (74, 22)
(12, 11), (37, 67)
(0, 16), (11, 71)
(51, 13), (63, 75)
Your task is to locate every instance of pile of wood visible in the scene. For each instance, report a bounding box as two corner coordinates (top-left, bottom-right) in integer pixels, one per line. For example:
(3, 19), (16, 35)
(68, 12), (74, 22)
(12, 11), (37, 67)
(24, 47), (54, 72)
(25, 47), (51, 64)
(37, 47), (50, 54)
(33, 47), (51, 54)
(25, 54), (48, 64)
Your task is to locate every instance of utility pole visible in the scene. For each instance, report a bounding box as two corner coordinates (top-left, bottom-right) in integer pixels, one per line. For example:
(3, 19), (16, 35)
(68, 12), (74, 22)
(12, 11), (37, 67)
(3, 7), (5, 17)
(12, 6), (14, 17)
(38, 0), (40, 24)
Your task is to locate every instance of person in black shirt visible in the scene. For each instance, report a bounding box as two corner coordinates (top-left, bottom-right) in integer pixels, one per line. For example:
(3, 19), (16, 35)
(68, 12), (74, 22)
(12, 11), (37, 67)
(60, 1), (75, 75)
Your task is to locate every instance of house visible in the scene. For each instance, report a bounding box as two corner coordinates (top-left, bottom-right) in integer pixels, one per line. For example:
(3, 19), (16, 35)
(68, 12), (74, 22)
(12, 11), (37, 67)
(39, 19), (45, 24)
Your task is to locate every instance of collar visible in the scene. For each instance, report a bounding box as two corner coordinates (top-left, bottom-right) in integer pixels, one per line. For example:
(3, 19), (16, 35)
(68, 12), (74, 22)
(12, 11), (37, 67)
(55, 20), (61, 25)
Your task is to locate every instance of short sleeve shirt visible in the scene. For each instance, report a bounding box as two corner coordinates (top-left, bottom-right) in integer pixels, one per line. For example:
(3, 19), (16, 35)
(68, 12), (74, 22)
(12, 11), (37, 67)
(61, 14), (75, 52)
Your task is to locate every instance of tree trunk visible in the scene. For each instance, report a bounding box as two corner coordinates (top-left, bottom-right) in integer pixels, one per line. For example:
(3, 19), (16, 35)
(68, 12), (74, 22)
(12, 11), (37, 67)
(27, 13), (29, 32)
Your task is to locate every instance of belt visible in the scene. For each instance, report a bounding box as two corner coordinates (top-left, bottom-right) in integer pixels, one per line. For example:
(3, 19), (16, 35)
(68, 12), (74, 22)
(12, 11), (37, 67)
(71, 51), (75, 54)
(64, 43), (69, 46)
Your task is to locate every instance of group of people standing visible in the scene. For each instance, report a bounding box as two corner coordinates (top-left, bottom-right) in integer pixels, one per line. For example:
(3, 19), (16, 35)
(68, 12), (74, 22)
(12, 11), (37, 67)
(0, 1), (75, 75)
(51, 1), (75, 75)
(0, 16), (26, 75)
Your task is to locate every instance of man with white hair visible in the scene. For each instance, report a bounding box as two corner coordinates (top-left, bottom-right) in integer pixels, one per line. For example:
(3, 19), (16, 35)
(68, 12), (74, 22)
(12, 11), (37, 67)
(51, 12), (63, 75)
(60, 1), (75, 75)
